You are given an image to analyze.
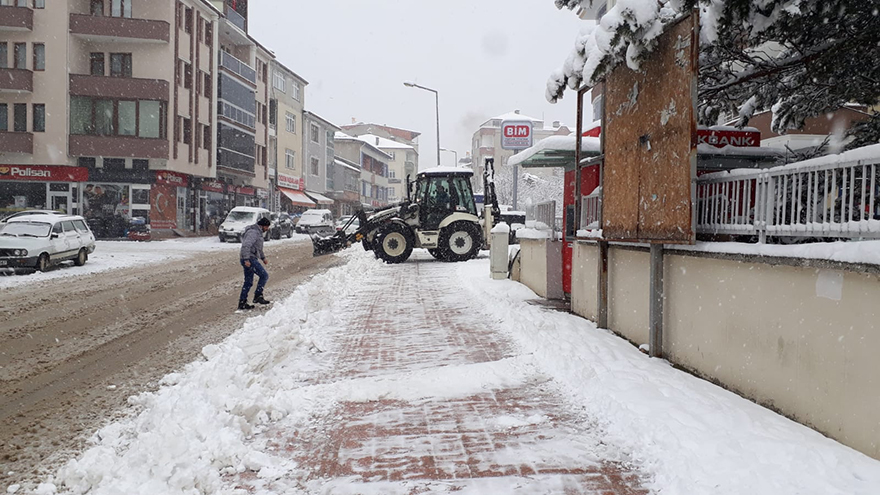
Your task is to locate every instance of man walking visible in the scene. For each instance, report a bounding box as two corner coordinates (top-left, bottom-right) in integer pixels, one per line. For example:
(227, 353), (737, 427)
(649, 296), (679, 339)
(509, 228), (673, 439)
(238, 217), (272, 310)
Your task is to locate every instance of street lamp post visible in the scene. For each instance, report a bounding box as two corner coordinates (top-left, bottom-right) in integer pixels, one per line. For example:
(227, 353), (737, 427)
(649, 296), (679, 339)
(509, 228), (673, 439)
(440, 147), (458, 167)
(404, 81), (440, 167)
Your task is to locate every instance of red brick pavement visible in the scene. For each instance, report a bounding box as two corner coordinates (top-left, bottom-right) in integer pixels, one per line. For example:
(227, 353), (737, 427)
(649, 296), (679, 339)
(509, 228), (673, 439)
(234, 258), (649, 494)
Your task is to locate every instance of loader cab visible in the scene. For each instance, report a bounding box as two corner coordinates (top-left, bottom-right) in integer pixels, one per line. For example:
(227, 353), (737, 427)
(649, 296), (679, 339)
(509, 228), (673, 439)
(412, 169), (478, 229)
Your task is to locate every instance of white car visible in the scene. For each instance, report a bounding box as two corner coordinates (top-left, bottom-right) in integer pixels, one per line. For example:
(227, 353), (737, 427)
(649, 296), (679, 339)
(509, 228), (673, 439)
(0, 214), (97, 272)
(218, 206), (271, 242)
(0, 209), (64, 224)
(335, 215), (360, 236)
(295, 209), (335, 235)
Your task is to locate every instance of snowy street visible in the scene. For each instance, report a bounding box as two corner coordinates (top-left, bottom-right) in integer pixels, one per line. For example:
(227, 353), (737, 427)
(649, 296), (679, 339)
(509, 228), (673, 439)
(14, 247), (880, 494)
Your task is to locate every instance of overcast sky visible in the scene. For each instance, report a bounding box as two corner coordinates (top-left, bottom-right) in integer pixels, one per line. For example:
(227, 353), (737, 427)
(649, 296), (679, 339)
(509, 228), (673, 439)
(249, 0), (591, 170)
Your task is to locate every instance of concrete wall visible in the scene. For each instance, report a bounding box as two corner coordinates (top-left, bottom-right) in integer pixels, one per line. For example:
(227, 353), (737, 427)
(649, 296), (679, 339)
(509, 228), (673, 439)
(518, 238), (563, 299)
(570, 240), (880, 460)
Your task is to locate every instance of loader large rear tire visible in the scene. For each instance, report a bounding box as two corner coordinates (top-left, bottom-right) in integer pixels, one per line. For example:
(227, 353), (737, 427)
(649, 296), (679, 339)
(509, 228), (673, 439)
(375, 222), (414, 264)
(438, 221), (481, 262)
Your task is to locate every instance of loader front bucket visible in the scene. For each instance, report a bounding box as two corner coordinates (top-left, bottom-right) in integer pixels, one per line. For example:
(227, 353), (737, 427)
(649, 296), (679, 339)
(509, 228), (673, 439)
(311, 232), (347, 256)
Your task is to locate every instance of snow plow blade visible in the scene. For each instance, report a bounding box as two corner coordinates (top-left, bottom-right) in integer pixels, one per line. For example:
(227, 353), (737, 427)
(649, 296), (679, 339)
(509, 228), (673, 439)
(311, 232), (348, 256)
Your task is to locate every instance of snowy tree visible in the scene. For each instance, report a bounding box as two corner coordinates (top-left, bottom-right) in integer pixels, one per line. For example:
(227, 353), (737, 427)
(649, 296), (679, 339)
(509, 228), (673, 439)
(547, 0), (880, 147)
(494, 165), (565, 217)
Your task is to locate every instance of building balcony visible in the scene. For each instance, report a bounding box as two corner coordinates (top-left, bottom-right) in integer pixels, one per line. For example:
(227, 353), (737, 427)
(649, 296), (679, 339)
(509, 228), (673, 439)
(0, 6), (33, 31)
(0, 68), (33, 93)
(0, 132), (33, 154)
(69, 135), (169, 159)
(69, 13), (170, 43)
(218, 51), (256, 85)
(70, 74), (169, 101)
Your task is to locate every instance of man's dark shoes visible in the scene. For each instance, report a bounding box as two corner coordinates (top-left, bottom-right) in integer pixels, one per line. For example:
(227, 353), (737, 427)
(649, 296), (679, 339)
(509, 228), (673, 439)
(253, 294), (271, 305)
(238, 300), (255, 310)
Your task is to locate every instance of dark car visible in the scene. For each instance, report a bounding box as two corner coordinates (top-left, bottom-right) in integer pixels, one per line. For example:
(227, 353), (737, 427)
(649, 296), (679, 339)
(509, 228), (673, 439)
(269, 212), (294, 239)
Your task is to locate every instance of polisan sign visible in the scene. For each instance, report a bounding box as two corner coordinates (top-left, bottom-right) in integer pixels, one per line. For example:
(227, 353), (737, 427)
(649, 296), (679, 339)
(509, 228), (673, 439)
(0, 165), (89, 182)
(501, 120), (534, 150)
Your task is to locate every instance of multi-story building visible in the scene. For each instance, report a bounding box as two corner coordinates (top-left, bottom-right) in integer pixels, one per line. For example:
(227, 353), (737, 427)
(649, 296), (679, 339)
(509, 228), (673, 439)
(340, 122), (419, 175)
(301, 110), (338, 210)
(0, 0), (221, 237)
(328, 155), (361, 217)
(207, 0), (275, 223)
(334, 131), (391, 210)
(354, 134), (414, 203)
(470, 110), (571, 182)
(267, 59), (312, 212)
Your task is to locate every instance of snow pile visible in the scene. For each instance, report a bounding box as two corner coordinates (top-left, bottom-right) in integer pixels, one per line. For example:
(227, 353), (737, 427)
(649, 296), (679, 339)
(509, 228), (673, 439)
(456, 258), (880, 494)
(50, 251), (374, 495)
(490, 221), (510, 234)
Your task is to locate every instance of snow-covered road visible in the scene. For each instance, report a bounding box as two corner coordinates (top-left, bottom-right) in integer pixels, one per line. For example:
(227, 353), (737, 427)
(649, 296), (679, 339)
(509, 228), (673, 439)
(20, 247), (880, 494)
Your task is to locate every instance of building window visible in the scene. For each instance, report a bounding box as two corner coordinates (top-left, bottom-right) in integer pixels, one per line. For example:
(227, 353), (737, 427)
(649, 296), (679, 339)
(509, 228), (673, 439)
(70, 96), (166, 138)
(203, 125), (211, 150)
(110, 53), (132, 77)
(35, 0), (45, 7)
(182, 117), (192, 144)
(285, 112), (296, 133)
(13, 104), (27, 132)
(184, 7), (193, 33)
(0, 43), (7, 69)
(285, 149), (296, 170)
(255, 60), (263, 82)
(90, 0), (103, 15)
(292, 81), (301, 101)
(183, 62), (192, 89)
(310, 156), (319, 176)
(90, 52), (104, 76)
(203, 72), (211, 96)
(0, 104), (7, 132)
(14, 43), (26, 69)
(205, 22), (213, 46)
(389, 169), (396, 179)
(33, 43), (45, 71)
(310, 123), (319, 143)
(273, 71), (285, 92)
(31, 103), (45, 132)
(111, 0), (131, 18)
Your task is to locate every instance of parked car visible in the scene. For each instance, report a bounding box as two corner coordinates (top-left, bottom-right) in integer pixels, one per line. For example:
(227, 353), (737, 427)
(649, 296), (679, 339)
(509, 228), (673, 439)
(0, 214), (96, 272)
(295, 209), (335, 235)
(0, 209), (64, 224)
(218, 206), (271, 243)
(335, 215), (360, 236)
(269, 212), (294, 239)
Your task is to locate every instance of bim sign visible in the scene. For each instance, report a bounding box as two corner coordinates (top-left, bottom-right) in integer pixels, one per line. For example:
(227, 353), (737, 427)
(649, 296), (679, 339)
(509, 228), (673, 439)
(501, 120), (533, 150)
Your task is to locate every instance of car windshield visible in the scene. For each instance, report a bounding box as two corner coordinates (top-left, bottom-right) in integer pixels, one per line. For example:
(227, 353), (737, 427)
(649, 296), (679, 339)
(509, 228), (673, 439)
(227, 211), (257, 222)
(0, 221), (52, 237)
(299, 213), (325, 224)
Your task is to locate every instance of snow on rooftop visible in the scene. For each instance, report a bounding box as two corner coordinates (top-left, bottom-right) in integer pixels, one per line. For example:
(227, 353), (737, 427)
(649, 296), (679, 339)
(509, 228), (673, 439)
(355, 134), (414, 150)
(509, 135), (602, 167)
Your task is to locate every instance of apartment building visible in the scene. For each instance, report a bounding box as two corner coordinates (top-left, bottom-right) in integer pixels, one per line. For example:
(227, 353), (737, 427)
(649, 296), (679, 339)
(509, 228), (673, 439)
(268, 60), (312, 212)
(0, 0), (220, 237)
(328, 155), (360, 217)
(301, 110), (338, 210)
(470, 110), (571, 182)
(334, 131), (391, 210)
(354, 134), (414, 203)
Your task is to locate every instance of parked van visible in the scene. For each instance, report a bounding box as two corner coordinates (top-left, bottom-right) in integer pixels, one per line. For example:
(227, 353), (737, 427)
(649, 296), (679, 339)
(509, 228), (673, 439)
(218, 206), (271, 242)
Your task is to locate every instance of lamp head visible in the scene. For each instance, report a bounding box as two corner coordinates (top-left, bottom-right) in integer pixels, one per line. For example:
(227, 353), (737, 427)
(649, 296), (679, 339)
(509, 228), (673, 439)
(403, 81), (415, 87)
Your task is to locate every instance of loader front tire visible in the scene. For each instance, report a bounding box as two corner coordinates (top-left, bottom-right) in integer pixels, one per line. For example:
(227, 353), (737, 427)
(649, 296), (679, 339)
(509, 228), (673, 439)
(438, 221), (481, 262)
(375, 222), (414, 264)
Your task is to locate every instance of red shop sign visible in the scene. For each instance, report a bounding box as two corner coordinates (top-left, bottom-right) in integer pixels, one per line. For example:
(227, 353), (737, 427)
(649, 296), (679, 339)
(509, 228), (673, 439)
(236, 185), (256, 195)
(201, 180), (227, 193)
(277, 173), (304, 191)
(0, 165), (89, 182)
(155, 170), (190, 187)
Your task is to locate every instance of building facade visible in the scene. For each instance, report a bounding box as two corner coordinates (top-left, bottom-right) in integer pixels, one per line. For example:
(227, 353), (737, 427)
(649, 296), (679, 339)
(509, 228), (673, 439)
(334, 132), (391, 210)
(0, 0), (221, 237)
(354, 134), (414, 203)
(340, 122), (419, 175)
(328, 155), (361, 217)
(268, 59), (311, 213)
(302, 110), (338, 211)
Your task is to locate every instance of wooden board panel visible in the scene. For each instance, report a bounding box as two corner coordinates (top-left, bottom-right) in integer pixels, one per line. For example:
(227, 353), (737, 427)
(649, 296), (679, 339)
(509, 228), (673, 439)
(602, 13), (698, 244)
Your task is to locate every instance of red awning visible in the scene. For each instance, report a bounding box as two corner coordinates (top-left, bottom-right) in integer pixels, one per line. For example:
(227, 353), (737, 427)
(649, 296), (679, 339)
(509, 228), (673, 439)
(278, 187), (316, 207)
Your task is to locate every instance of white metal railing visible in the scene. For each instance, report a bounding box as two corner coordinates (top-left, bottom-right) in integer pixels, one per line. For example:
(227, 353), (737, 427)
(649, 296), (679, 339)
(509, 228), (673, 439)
(535, 200), (557, 231)
(697, 156), (880, 242)
(580, 186), (602, 230)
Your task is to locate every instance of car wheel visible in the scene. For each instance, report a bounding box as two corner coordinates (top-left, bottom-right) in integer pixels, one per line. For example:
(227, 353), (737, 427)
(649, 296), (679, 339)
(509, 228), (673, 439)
(375, 222), (414, 264)
(74, 248), (88, 266)
(287, 229), (293, 238)
(219, 235), (226, 243)
(438, 221), (482, 262)
(38, 253), (50, 272)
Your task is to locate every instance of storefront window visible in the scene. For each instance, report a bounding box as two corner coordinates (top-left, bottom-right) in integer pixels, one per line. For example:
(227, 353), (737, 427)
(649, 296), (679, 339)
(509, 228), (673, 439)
(83, 183), (131, 238)
(1, 182), (48, 213)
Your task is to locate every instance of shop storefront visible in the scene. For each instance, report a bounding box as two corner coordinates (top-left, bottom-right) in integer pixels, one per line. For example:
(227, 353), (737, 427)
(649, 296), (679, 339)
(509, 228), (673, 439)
(200, 179), (233, 234)
(235, 185), (258, 207)
(0, 165), (89, 216)
(276, 173), (314, 213)
(150, 170), (191, 232)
